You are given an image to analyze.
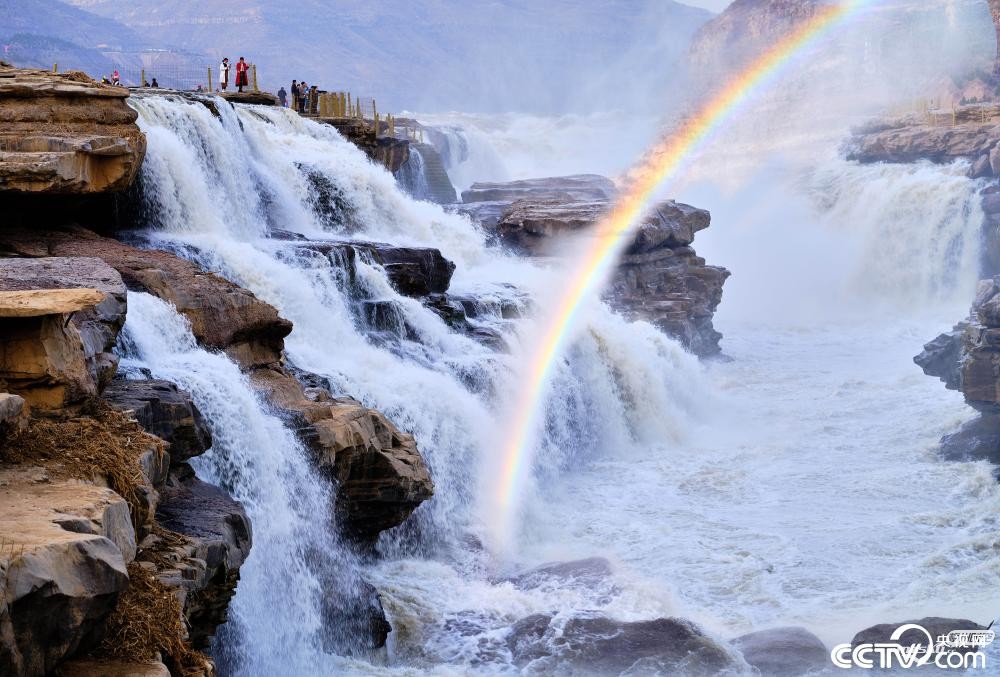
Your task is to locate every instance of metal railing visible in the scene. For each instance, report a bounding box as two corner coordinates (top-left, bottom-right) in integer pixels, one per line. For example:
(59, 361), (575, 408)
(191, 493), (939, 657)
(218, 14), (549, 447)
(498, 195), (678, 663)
(48, 62), (402, 139)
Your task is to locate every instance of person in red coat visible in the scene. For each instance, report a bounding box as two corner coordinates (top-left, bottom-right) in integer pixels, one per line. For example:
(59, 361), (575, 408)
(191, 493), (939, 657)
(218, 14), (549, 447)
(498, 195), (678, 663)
(235, 57), (249, 93)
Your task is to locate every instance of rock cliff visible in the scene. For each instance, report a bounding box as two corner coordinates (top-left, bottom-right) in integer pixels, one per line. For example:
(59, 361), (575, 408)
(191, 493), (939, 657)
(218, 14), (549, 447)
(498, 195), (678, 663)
(688, 0), (825, 83)
(917, 276), (1000, 465)
(455, 175), (730, 356)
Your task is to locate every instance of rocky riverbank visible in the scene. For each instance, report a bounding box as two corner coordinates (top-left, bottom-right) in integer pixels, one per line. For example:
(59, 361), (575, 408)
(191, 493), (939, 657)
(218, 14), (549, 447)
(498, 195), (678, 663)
(0, 65), (434, 676)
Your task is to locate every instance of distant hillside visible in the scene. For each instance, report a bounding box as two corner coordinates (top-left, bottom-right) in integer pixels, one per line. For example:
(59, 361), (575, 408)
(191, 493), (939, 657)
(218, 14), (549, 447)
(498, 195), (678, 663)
(689, 0), (994, 92)
(0, 0), (208, 85)
(58, 0), (712, 113)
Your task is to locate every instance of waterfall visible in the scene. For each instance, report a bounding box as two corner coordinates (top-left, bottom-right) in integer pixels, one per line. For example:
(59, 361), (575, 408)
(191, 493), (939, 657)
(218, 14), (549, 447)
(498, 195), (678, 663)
(117, 292), (378, 676)
(121, 92), (1000, 672)
(126, 93), (711, 670)
(394, 144), (432, 201)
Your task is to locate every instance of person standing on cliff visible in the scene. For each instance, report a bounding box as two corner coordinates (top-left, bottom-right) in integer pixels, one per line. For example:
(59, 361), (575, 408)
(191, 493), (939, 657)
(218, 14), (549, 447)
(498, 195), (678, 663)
(219, 58), (230, 92)
(235, 57), (249, 93)
(112, 70), (120, 86)
(278, 85), (287, 107)
(299, 81), (308, 113)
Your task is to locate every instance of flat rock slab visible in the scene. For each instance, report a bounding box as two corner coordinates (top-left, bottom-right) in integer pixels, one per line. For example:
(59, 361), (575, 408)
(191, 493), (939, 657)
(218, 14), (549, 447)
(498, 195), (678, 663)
(0, 288), (107, 317)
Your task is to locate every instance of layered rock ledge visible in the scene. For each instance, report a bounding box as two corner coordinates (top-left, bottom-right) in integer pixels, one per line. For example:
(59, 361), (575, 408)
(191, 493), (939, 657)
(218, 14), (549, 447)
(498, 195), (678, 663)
(0, 65), (145, 194)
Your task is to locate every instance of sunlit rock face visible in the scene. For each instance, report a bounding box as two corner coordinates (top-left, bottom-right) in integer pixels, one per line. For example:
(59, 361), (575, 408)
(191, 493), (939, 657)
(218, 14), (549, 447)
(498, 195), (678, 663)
(0, 257), (126, 409)
(0, 65), (145, 194)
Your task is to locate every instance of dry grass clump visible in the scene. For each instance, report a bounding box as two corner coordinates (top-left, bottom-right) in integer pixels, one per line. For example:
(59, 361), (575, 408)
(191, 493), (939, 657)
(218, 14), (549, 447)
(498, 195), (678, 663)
(1, 403), (164, 526)
(99, 562), (206, 675)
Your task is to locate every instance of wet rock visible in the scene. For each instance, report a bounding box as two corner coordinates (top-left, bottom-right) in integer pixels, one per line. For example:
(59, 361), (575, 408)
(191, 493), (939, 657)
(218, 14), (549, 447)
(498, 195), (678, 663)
(914, 324), (965, 391)
(0, 226), (292, 369)
(508, 557), (614, 591)
(319, 118), (410, 173)
(250, 367), (433, 540)
(151, 465), (252, 648)
(424, 294), (508, 351)
(939, 414), (1000, 465)
(0, 469), (134, 676)
(492, 198), (608, 255)
(731, 626), (827, 677)
(462, 175), (616, 204)
(296, 240), (455, 296)
(970, 153), (993, 179)
(220, 90), (278, 106)
(103, 379), (212, 463)
(0, 256), (127, 409)
(505, 613), (736, 674)
(852, 617), (986, 652)
(461, 177), (729, 356)
(0, 65), (145, 194)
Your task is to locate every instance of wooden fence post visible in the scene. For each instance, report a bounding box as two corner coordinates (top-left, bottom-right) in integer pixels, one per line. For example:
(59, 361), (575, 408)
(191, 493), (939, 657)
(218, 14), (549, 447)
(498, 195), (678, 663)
(53, 63), (57, 73)
(252, 65), (258, 92)
(208, 67), (213, 92)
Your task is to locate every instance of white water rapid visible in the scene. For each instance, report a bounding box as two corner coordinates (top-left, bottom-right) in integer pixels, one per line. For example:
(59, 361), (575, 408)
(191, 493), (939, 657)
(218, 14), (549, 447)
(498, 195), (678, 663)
(123, 92), (1000, 675)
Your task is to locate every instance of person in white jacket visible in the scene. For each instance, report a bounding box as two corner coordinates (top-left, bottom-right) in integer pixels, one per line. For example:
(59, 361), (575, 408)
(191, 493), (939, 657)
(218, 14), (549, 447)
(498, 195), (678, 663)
(219, 58), (230, 92)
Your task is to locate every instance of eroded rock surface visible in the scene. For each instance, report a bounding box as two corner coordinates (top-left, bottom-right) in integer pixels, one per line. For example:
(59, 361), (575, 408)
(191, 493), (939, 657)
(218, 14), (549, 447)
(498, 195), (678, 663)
(288, 239), (456, 297)
(0, 65), (145, 194)
(0, 226), (292, 369)
(0, 469), (134, 676)
(149, 465), (252, 648)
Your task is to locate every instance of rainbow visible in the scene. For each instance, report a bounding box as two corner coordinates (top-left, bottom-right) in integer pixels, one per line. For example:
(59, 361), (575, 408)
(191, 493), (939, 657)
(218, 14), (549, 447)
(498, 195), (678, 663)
(489, 0), (868, 549)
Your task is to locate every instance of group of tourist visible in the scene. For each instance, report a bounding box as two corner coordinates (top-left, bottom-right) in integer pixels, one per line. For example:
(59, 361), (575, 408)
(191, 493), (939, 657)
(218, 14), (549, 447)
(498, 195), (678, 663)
(100, 70), (158, 88)
(218, 57), (251, 93)
(285, 80), (315, 112)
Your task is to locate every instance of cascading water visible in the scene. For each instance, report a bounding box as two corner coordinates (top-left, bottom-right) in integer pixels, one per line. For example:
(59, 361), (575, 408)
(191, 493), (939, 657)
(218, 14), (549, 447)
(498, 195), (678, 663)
(117, 291), (380, 676)
(394, 144), (432, 201)
(122, 91), (1000, 674)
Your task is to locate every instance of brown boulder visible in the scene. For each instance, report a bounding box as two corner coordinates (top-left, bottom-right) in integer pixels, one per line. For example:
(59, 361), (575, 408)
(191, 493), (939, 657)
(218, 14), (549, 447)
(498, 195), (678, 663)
(251, 368), (433, 540)
(0, 226), (292, 369)
(0, 65), (145, 194)
(0, 469), (134, 676)
(0, 257), (127, 409)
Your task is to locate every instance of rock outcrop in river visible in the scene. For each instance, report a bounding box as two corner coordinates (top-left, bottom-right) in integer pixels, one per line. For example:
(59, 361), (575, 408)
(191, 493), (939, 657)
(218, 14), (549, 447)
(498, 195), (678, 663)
(456, 175), (730, 356)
